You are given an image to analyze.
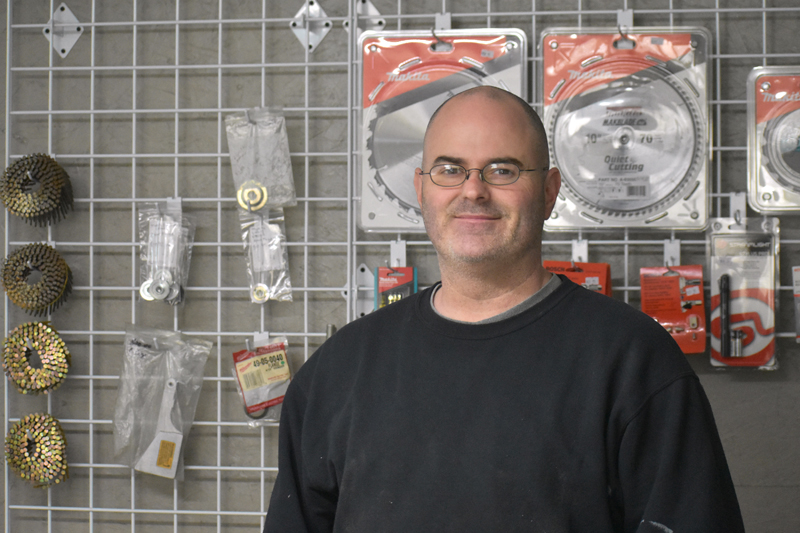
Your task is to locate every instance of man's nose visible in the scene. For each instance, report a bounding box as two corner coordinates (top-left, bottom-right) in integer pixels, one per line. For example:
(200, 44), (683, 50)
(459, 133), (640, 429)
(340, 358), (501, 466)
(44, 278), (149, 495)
(461, 168), (490, 198)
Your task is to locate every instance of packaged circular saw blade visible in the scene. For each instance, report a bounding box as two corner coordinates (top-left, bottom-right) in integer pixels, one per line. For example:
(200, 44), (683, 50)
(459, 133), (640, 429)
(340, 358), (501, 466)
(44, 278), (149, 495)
(747, 66), (800, 212)
(358, 29), (527, 233)
(540, 28), (710, 230)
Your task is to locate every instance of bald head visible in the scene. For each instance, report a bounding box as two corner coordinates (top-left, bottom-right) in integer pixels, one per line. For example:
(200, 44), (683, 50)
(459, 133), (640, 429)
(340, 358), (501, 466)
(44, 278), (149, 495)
(423, 86), (550, 169)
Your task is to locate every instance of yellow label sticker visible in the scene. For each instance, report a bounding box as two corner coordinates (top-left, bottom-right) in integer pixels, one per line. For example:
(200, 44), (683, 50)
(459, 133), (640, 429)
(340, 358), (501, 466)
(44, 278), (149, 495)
(156, 440), (176, 469)
(235, 349), (291, 392)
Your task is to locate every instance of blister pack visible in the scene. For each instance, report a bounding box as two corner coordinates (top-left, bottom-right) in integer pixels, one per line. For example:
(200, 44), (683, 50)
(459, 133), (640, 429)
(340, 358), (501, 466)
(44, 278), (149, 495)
(707, 217), (779, 369)
(747, 66), (800, 212)
(358, 29), (527, 232)
(541, 27), (710, 230)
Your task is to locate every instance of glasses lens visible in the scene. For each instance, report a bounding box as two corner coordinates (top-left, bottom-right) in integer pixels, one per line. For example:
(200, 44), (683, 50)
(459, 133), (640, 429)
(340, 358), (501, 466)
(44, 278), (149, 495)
(483, 163), (520, 185)
(430, 164), (467, 186)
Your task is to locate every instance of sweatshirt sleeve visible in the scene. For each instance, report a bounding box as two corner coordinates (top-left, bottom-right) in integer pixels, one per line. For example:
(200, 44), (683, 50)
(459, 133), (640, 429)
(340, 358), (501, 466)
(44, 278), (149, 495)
(262, 375), (336, 533)
(616, 375), (745, 533)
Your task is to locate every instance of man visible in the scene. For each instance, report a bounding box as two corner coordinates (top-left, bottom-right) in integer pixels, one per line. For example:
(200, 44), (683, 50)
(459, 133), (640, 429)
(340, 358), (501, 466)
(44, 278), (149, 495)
(263, 87), (744, 532)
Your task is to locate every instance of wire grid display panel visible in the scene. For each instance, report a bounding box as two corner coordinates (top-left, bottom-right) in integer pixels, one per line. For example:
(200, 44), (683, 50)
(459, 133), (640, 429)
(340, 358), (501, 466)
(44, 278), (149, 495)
(3, 1), (800, 532)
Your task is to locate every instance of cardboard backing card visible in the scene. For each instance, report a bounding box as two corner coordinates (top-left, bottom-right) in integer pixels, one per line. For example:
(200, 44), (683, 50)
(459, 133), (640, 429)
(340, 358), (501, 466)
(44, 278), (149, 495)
(640, 265), (706, 354)
(707, 217), (779, 369)
(747, 66), (800, 212)
(358, 29), (527, 233)
(544, 261), (612, 296)
(374, 266), (417, 309)
(540, 27), (710, 230)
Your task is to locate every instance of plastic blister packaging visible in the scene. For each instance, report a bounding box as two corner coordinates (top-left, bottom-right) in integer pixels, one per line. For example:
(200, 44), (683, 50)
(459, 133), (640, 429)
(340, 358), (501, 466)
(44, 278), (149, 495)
(231, 336), (291, 426)
(113, 326), (212, 479)
(240, 208), (292, 303)
(747, 66), (800, 212)
(541, 27), (710, 230)
(707, 217), (779, 369)
(358, 29), (527, 232)
(226, 106), (297, 212)
(138, 201), (195, 305)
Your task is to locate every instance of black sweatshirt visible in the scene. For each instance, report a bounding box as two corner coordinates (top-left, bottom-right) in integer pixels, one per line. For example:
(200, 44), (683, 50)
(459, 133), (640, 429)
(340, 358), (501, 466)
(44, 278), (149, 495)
(264, 276), (744, 533)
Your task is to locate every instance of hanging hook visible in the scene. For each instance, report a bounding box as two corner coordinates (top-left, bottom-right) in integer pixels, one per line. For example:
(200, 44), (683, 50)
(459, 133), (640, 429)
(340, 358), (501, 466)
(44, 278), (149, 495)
(430, 28), (452, 52)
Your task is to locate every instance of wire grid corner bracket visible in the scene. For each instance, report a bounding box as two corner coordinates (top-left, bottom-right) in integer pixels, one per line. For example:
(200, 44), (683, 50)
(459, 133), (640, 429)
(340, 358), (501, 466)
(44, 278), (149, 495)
(343, 0), (386, 34)
(42, 2), (84, 59)
(290, 0), (333, 53)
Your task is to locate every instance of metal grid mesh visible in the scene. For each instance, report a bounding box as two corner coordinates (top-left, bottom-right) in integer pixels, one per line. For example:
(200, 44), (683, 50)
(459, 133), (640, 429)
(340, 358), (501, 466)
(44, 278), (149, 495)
(3, 1), (800, 531)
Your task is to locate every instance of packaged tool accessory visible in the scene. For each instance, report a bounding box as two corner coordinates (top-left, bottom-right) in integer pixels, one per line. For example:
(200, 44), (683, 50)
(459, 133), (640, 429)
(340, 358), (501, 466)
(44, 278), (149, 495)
(543, 260), (612, 296)
(226, 106), (297, 212)
(358, 28), (527, 232)
(1, 153), (74, 226)
(137, 201), (196, 305)
(5, 413), (68, 488)
(792, 266), (800, 342)
(374, 266), (417, 309)
(747, 66), (800, 212)
(708, 217), (779, 369)
(541, 27), (710, 230)
(240, 209), (292, 303)
(113, 326), (212, 479)
(3, 322), (70, 395)
(640, 265), (706, 354)
(231, 336), (291, 425)
(2, 242), (73, 316)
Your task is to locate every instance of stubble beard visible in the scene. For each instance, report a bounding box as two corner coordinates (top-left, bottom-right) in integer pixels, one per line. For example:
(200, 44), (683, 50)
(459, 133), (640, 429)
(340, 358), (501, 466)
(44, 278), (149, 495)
(421, 197), (543, 268)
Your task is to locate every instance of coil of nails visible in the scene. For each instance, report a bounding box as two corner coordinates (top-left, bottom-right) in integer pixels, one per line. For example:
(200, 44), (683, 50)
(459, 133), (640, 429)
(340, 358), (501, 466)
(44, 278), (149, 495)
(1, 243), (73, 316)
(5, 413), (69, 488)
(0, 154), (74, 226)
(3, 322), (70, 395)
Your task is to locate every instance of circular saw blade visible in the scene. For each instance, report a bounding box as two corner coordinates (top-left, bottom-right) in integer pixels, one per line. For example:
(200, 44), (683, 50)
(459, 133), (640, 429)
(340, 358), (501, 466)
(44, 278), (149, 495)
(548, 60), (706, 219)
(366, 68), (490, 213)
(763, 107), (800, 192)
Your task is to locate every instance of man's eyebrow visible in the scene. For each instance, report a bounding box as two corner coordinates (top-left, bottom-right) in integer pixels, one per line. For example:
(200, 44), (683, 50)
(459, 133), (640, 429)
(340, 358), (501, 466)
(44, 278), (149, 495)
(431, 156), (528, 168)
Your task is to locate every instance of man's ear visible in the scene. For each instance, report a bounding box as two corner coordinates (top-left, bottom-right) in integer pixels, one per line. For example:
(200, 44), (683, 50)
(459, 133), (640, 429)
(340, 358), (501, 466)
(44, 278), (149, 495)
(543, 167), (561, 219)
(414, 167), (424, 207)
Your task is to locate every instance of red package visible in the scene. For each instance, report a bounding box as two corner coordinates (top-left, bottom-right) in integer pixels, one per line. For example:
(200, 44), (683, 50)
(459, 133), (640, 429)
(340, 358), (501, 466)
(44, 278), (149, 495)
(640, 265), (706, 354)
(544, 261), (612, 297)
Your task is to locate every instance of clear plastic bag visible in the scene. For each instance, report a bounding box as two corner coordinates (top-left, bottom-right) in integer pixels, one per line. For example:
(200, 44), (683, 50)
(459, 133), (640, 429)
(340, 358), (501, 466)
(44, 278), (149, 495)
(226, 107), (297, 211)
(137, 201), (196, 305)
(113, 325), (212, 479)
(240, 208), (292, 303)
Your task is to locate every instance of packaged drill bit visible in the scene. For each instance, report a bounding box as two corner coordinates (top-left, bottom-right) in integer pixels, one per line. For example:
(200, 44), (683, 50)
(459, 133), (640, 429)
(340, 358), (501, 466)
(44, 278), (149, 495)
(137, 200), (196, 305)
(358, 28), (527, 232)
(113, 326), (212, 479)
(541, 27), (710, 230)
(240, 209), (292, 303)
(747, 66), (800, 212)
(231, 335), (291, 425)
(225, 106), (297, 212)
(707, 217), (779, 369)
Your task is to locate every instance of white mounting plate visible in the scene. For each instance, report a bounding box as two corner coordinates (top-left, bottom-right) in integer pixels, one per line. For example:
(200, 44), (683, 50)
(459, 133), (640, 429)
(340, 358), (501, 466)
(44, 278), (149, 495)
(355, 263), (375, 318)
(43, 3), (84, 59)
(343, 0), (386, 35)
(290, 0), (332, 53)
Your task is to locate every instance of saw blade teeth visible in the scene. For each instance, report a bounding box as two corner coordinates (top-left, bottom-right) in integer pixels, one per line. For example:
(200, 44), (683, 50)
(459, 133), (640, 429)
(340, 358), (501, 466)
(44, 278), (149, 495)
(0, 153), (74, 226)
(1, 243), (73, 316)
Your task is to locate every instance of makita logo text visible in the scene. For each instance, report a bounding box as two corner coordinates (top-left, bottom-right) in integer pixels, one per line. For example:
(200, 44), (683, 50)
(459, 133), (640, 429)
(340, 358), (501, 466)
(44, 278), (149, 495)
(762, 92), (800, 102)
(568, 70), (614, 80)
(387, 72), (430, 82)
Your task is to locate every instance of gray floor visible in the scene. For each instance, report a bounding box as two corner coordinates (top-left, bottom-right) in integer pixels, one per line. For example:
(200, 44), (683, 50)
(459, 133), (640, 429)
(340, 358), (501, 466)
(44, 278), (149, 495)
(2, 1), (800, 531)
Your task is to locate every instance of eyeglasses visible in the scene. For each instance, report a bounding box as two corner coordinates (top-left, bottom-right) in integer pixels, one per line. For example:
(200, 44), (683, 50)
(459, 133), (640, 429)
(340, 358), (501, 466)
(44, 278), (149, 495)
(418, 163), (549, 187)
